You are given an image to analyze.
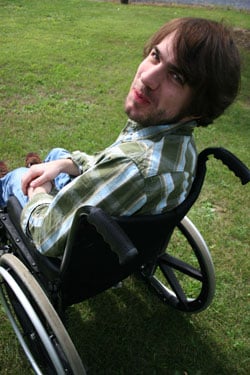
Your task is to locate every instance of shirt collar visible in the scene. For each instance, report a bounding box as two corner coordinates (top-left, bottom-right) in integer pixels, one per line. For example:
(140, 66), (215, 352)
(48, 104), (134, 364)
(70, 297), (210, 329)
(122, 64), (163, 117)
(117, 119), (197, 142)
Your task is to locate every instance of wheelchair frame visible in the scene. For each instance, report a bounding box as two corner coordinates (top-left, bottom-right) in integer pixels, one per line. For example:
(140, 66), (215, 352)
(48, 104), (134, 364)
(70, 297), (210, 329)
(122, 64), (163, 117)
(0, 147), (249, 374)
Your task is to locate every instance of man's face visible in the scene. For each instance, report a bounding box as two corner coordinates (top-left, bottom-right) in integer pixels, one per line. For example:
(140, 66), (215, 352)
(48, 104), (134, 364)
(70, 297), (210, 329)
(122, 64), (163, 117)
(125, 32), (194, 126)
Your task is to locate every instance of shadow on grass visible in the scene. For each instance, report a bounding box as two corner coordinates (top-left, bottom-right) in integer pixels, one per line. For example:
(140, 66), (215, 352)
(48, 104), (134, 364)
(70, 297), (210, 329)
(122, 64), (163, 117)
(66, 278), (235, 375)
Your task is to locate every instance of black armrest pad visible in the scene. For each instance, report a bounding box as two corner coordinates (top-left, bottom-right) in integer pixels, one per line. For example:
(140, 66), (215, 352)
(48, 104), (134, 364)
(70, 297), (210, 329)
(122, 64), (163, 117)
(7, 196), (23, 230)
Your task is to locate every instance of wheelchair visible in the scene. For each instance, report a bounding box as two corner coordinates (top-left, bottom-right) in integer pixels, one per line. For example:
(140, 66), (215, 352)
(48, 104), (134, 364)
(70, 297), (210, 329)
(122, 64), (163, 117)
(0, 147), (249, 374)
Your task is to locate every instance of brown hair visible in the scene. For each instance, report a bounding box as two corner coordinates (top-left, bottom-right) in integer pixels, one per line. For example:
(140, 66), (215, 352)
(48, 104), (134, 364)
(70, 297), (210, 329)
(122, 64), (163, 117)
(144, 18), (241, 126)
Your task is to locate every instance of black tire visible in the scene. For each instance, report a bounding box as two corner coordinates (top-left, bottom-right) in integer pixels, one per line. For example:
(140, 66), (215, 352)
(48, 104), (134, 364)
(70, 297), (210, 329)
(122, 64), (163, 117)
(140, 216), (216, 313)
(0, 253), (86, 374)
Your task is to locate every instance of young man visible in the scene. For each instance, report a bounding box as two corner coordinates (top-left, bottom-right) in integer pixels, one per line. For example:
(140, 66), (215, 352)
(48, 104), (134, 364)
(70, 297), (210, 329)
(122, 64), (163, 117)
(0, 18), (241, 256)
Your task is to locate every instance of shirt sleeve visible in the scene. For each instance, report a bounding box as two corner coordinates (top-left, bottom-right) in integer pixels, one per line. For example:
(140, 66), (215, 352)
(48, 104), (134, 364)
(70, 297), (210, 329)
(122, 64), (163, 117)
(68, 150), (96, 174)
(20, 155), (146, 257)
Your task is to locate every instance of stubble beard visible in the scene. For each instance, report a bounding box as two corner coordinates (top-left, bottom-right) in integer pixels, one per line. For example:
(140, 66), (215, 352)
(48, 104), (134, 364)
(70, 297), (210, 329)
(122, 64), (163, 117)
(125, 97), (191, 127)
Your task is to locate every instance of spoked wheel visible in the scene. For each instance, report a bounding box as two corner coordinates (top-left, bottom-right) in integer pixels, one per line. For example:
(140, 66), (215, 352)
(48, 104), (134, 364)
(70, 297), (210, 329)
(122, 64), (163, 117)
(0, 253), (86, 374)
(140, 216), (216, 313)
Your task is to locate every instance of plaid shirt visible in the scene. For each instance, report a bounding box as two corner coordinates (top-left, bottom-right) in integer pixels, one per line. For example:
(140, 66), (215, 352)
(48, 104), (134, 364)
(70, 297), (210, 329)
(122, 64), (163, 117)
(21, 119), (197, 256)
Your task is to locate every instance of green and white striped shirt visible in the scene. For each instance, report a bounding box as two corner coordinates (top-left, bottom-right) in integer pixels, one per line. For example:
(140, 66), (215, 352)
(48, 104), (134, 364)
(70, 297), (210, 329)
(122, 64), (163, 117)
(21, 119), (197, 256)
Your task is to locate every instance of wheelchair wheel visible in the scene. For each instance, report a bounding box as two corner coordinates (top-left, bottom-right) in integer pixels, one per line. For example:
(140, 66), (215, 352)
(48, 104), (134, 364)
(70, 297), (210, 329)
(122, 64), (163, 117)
(0, 253), (86, 374)
(141, 216), (215, 313)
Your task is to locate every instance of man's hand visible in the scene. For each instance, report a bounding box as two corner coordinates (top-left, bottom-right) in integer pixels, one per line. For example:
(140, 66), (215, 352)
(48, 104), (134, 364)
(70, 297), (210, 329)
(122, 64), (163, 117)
(22, 161), (61, 196)
(21, 159), (80, 196)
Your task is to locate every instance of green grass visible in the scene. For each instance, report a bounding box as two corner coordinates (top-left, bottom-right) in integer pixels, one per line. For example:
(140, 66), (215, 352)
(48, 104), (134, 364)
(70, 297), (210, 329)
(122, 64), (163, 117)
(0, 0), (249, 374)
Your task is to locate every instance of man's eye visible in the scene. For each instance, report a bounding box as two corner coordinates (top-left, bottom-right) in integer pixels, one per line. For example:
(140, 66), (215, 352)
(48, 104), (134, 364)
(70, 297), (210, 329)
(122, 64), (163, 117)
(171, 71), (185, 85)
(150, 49), (159, 61)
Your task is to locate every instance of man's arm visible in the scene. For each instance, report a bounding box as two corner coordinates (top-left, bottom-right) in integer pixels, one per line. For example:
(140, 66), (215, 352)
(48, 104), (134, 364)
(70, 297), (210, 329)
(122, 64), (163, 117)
(21, 156), (146, 257)
(22, 158), (80, 196)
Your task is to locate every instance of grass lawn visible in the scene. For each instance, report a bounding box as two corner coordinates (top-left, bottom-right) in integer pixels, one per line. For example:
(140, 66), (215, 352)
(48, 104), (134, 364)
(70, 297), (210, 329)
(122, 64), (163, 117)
(0, 0), (249, 374)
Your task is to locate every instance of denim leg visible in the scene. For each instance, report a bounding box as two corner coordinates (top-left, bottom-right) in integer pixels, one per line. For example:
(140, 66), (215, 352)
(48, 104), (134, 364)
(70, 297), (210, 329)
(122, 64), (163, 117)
(0, 167), (29, 208)
(0, 148), (73, 208)
(44, 148), (72, 190)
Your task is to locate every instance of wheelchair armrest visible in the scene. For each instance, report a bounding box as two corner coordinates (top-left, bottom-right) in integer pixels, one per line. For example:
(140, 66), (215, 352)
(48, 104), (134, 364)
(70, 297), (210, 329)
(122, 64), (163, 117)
(86, 206), (139, 264)
(61, 205), (138, 274)
(7, 196), (23, 228)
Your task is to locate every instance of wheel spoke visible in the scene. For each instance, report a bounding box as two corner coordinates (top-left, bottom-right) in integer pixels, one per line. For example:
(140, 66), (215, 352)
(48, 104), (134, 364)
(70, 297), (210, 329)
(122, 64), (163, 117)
(158, 262), (188, 307)
(159, 253), (203, 281)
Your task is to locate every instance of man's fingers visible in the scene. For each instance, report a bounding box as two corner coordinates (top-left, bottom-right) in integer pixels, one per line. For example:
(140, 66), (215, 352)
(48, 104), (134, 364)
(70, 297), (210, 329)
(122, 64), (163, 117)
(21, 167), (44, 195)
(29, 175), (47, 188)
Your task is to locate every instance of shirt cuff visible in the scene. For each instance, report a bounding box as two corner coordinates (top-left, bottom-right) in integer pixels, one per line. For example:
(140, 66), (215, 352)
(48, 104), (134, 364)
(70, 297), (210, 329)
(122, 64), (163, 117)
(20, 193), (53, 236)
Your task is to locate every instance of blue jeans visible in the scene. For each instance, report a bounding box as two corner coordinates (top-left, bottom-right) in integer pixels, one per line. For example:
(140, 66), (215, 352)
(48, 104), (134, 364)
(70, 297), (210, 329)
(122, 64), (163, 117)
(0, 148), (72, 208)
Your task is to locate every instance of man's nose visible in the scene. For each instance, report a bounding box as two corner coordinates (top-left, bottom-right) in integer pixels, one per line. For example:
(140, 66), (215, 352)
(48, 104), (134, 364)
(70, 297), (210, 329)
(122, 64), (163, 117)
(140, 65), (163, 90)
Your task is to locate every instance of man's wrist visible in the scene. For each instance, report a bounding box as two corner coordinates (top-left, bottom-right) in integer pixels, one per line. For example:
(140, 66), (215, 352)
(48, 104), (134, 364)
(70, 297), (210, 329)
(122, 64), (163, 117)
(28, 181), (53, 199)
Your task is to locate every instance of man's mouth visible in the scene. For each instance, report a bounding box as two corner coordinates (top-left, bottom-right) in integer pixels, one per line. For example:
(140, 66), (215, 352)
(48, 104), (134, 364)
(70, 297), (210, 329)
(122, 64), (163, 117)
(133, 88), (151, 105)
